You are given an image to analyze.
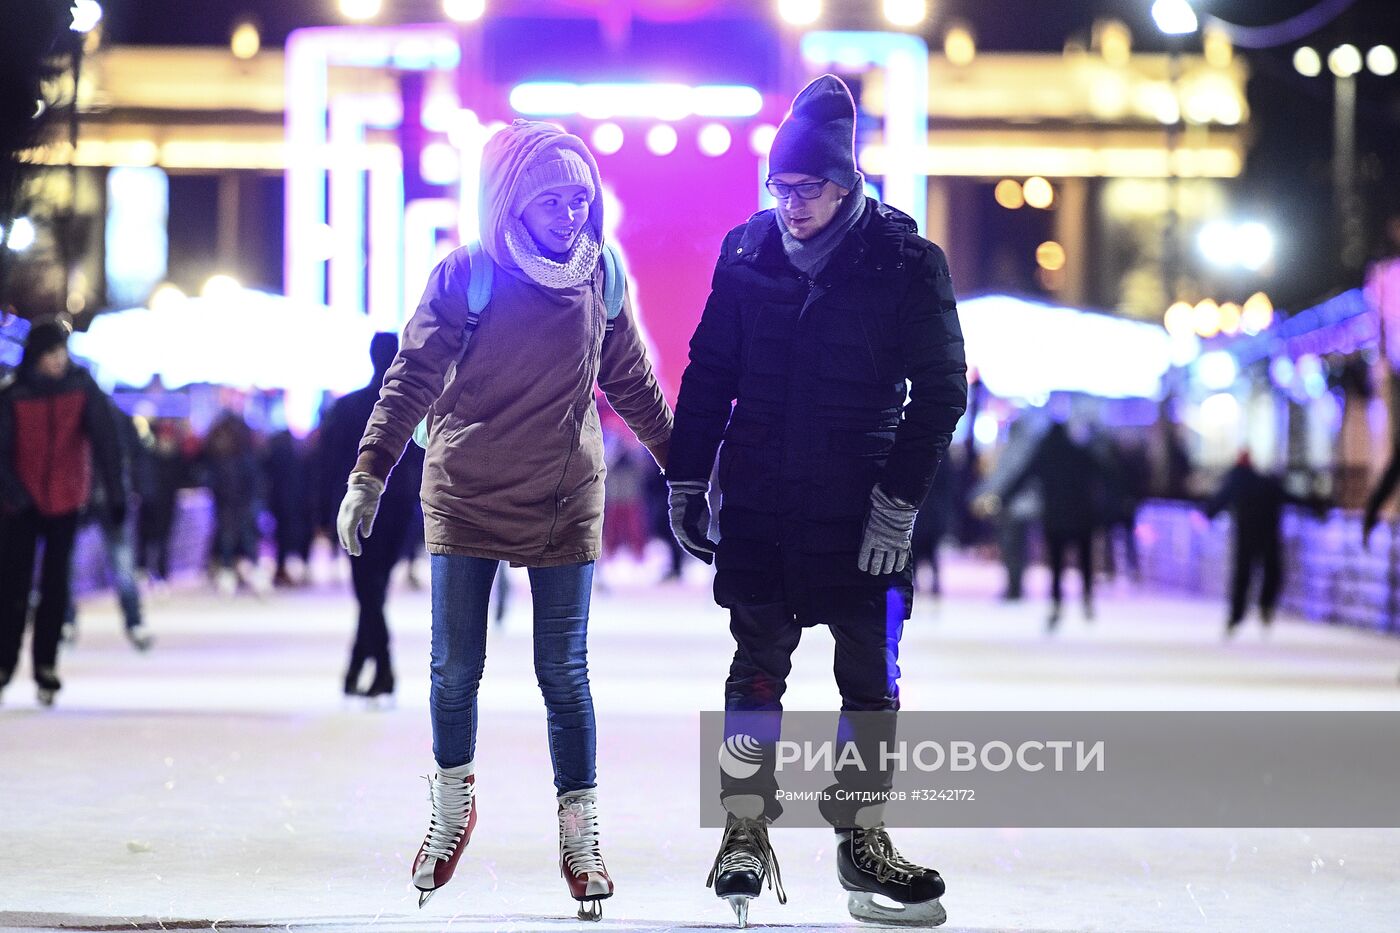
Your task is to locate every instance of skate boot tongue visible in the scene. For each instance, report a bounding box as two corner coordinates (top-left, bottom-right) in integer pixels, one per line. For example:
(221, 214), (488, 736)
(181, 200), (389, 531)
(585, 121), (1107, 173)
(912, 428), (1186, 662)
(840, 826), (947, 926)
(412, 765), (478, 907)
(558, 789), (614, 920)
(855, 827), (930, 883)
(707, 815), (787, 905)
(421, 770), (475, 861)
(559, 790), (607, 876)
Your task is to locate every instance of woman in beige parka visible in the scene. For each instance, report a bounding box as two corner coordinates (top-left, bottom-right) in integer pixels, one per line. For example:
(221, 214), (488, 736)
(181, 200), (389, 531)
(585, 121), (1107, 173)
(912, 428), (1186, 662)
(337, 119), (671, 918)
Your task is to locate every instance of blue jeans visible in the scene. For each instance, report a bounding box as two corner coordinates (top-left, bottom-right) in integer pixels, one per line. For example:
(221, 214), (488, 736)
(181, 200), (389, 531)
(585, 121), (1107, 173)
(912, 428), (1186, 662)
(430, 555), (597, 794)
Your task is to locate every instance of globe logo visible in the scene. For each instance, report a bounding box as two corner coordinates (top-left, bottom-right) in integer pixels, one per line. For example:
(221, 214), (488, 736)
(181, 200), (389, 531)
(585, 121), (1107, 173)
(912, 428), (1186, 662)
(718, 733), (764, 779)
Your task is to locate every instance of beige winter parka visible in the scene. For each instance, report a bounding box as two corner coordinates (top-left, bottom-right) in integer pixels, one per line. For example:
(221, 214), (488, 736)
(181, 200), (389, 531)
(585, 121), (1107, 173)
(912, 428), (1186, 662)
(355, 123), (672, 566)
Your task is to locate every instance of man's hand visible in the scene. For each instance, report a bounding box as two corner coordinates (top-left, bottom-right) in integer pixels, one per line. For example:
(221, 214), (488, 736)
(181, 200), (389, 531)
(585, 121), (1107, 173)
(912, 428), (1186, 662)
(667, 479), (717, 564)
(858, 485), (919, 575)
(337, 472), (385, 557)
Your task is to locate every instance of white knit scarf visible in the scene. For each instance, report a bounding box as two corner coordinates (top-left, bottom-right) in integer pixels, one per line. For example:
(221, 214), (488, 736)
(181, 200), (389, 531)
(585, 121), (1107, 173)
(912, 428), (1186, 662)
(504, 217), (602, 289)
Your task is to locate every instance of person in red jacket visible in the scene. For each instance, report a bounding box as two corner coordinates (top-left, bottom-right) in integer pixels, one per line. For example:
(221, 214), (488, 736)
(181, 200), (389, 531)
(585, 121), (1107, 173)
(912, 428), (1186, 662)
(0, 317), (123, 706)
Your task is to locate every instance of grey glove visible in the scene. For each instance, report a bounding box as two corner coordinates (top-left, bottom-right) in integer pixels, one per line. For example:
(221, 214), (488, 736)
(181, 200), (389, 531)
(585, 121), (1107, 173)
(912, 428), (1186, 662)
(858, 485), (919, 575)
(667, 479), (717, 564)
(337, 472), (385, 557)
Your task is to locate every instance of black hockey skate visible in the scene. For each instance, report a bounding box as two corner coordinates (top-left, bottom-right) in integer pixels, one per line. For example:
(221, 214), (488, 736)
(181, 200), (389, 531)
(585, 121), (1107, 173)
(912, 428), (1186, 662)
(706, 813), (785, 928)
(35, 667), (61, 707)
(837, 826), (946, 927)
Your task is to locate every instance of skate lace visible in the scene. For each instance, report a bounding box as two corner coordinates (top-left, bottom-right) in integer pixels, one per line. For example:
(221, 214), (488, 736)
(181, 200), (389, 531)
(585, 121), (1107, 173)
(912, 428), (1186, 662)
(421, 773), (474, 861)
(855, 827), (927, 885)
(559, 795), (606, 876)
(706, 817), (787, 905)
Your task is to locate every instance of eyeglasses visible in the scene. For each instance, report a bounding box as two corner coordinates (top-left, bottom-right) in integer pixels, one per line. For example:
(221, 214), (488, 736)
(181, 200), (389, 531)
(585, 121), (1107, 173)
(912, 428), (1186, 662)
(765, 178), (829, 201)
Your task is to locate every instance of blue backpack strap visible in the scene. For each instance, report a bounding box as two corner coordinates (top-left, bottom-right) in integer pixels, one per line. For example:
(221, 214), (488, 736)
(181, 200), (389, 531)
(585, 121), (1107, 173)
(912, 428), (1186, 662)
(601, 243), (625, 332)
(465, 240), (492, 320)
(413, 242), (493, 449)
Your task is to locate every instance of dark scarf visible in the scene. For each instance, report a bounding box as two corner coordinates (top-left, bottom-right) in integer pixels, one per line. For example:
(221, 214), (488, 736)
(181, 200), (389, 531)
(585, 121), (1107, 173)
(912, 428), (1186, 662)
(777, 176), (866, 278)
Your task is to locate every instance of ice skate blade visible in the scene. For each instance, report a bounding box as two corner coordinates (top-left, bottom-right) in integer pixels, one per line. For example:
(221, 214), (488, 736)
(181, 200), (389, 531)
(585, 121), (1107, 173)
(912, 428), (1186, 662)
(575, 899), (604, 922)
(847, 891), (946, 927)
(37, 689), (56, 707)
(725, 894), (750, 928)
(417, 888), (435, 908)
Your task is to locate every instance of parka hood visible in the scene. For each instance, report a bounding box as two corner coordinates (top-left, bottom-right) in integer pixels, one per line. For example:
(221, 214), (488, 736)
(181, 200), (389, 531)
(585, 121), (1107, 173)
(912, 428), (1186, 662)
(479, 120), (605, 270)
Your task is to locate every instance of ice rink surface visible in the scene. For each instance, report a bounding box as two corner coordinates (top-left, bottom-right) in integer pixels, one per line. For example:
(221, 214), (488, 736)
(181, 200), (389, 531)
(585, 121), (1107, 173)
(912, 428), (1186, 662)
(3, 554), (1400, 932)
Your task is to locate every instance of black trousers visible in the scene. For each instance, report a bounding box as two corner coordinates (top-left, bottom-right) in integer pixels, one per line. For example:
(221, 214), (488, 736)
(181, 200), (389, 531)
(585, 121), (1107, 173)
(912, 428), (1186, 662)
(0, 509), (79, 680)
(1045, 529), (1094, 605)
(721, 594), (903, 827)
(998, 516), (1030, 599)
(1229, 536), (1282, 624)
(347, 502), (413, 678)
(136, 499), (175, 580)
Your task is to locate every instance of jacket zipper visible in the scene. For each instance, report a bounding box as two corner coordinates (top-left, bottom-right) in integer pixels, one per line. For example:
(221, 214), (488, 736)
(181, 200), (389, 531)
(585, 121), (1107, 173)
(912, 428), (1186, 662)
(45, 395), (58, 513)
(544, 281), (602, 548)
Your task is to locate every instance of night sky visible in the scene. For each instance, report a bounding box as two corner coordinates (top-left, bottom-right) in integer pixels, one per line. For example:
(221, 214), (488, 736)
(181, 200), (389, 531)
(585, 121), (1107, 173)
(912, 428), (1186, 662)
(65, 1), (1400, 309)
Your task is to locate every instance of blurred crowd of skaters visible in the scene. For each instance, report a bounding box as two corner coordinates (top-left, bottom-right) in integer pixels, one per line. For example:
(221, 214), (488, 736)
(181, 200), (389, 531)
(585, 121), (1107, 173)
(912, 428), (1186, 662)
(4, 316), (1390, 707)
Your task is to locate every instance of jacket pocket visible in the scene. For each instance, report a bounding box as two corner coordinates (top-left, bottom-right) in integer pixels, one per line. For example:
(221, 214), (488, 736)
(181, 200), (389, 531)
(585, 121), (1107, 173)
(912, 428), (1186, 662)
(717, 420), (779, 507)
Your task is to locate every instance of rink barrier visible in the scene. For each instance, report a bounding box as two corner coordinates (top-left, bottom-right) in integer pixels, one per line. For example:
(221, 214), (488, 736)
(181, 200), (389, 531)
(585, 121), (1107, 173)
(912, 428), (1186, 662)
(1135, 500), (1400, 634)
(66, 491), (1400, 633)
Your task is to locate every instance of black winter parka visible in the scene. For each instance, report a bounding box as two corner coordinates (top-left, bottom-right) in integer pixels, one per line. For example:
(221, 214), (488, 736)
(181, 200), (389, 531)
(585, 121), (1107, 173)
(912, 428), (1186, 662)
(668, 199), (968, 618)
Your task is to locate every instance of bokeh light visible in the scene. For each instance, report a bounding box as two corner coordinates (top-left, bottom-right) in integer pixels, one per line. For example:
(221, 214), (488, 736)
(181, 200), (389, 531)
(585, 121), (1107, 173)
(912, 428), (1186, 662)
(443, 0), (486, 22)
(1367, 45), (1398, 77)
(750, 124), (778, 156)
(882, 0), (928, 29)
(591, 123), (624, 156)
(945, 24), (976, 66)
(698, 124), (732, 158)
(1293, 47), (1322, 77)
(230, 21), (260, 59)
(1023, 176), (1055, 209)
(338, 0), (382, 22)
(777, 0), (820, 27)
(646, 124), (678, 156)
(1036, 241), (1067, 272)
(994, 179), (1025, 210)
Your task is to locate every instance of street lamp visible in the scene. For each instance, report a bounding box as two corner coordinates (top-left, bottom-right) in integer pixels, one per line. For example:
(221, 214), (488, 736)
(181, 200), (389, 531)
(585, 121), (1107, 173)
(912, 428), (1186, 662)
(1198, 220), (1275, 272)
(1367, 45), (1398, 77)
(338, 0), (382, 21)
(1, 217), (37, 253)
(777, 0), (820, 27)
(1294, 41), (1389, 270)
(230, 20), (260, 60)
(1153, 0), (1197, 307)
(443, 0), (486, 22)
(1293, 46), (1322, 77)
(70, 0), (102, 34)
(1151, 0), (1197, 36)
(882, 0), (928, 29)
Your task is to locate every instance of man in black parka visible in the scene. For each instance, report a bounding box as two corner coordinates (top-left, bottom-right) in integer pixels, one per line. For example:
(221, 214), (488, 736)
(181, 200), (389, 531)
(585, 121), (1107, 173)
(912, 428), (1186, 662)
(667, 75), (967, 928)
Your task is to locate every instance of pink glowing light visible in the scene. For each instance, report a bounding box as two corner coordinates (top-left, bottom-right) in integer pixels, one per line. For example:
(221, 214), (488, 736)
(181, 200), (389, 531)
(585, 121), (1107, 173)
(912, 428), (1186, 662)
(509, 82), (763, 120)
(284, 25), (460, 312)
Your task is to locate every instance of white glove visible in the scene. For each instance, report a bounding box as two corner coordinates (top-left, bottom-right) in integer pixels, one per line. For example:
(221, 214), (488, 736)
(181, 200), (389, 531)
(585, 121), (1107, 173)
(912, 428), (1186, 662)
(337, 472), (385, 557)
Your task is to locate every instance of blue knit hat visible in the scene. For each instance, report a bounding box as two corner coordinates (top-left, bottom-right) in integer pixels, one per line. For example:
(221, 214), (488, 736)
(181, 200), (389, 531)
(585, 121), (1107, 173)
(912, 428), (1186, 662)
(768, 74), (859, 190)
